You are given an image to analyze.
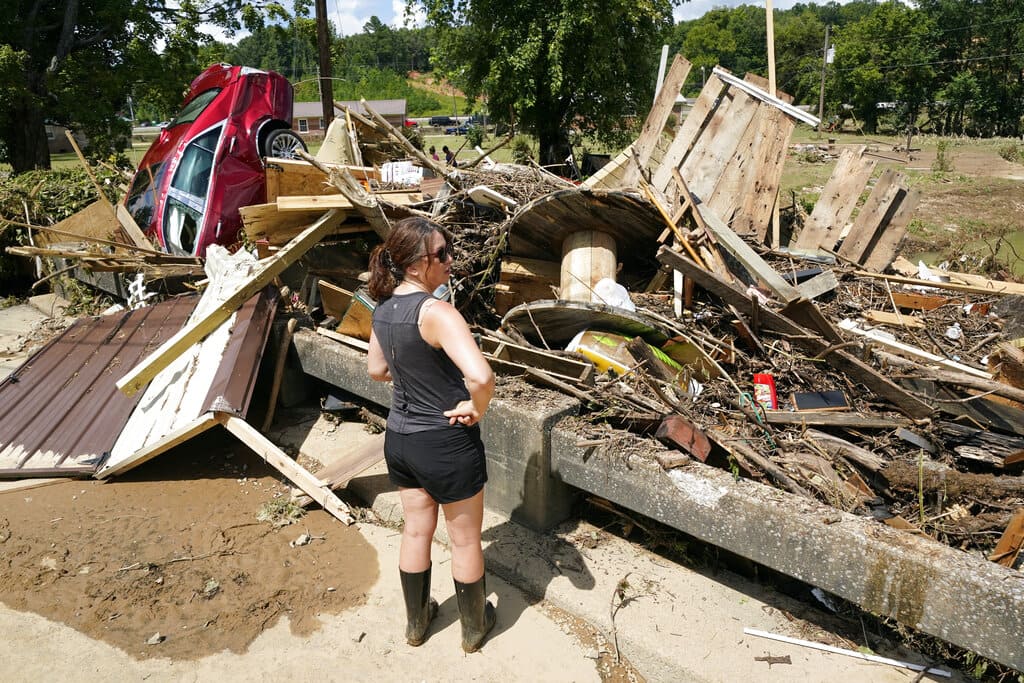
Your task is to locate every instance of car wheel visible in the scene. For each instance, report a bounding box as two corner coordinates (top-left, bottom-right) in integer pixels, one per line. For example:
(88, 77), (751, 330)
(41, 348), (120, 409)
(264, 129), (307, 159)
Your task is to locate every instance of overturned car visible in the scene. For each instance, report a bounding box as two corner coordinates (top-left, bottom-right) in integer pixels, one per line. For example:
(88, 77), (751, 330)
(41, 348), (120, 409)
(124, 64), (306, 256)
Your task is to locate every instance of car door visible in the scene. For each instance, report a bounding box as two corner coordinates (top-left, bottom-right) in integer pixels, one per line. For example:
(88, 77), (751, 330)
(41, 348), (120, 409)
(163, 125), (224, 255)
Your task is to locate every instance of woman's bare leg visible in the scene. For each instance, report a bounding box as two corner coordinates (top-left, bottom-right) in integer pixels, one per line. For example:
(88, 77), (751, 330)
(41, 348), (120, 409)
(441, 490), (485, 582)
(398, 487), (439, 572)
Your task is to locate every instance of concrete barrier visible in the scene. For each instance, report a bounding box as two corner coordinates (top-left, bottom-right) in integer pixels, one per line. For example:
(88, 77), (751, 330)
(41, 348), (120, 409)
(291, 327), (1024, 670)
(549, 422), (1024, 671)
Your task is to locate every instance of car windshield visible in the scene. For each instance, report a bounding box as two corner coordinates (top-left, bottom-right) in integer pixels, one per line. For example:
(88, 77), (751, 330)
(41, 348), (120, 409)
(125, 161), (168, 231)
(168, 88), (222, 128)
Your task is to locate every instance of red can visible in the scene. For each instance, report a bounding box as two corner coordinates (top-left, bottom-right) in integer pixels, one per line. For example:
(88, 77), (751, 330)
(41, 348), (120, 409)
(753, 373), (778, 410)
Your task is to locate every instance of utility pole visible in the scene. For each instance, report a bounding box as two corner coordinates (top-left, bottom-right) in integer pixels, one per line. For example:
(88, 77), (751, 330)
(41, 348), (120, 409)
(817, 24), (831, 132)
(765, 0), (776, 94)
(315, 0), (334, 128)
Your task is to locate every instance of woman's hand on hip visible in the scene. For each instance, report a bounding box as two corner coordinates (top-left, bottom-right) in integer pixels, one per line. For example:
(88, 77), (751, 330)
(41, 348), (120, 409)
(443, 400), (481, 426)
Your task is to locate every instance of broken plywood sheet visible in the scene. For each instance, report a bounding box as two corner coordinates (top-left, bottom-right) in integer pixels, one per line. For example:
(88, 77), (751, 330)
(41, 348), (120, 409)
(31, 200), (125, 249)
(100, 247), (277, 478)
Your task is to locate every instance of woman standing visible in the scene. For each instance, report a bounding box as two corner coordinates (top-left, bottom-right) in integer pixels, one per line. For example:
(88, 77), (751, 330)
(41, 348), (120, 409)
(366, 217), (496, 652)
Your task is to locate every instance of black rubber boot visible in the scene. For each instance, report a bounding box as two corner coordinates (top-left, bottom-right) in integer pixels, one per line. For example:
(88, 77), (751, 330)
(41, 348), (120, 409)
(454, 575), (496, 653)
(400, 565), (438, 646)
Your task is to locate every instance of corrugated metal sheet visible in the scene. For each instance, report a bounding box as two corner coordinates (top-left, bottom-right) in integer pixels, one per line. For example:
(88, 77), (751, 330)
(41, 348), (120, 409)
(0, 297), (195, 477)
(0, 286), (277, 478)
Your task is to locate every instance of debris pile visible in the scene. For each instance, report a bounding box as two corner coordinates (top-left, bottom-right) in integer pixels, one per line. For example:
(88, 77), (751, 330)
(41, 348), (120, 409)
(2, 55), (1022, 661)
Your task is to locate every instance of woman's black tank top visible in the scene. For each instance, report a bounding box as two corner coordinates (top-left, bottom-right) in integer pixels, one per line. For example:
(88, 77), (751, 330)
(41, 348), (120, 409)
(372, 291), (470, 433)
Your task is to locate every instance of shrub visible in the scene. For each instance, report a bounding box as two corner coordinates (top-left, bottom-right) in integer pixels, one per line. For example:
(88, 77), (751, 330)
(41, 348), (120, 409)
(932, 139), (955, 173)
(997, 142), (1023, 164)
(465, 124), (485, 149)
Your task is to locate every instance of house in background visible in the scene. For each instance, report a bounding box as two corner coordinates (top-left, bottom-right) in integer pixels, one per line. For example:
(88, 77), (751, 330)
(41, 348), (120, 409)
(293, 99), (407, 139)
(45, 124), (89, 155)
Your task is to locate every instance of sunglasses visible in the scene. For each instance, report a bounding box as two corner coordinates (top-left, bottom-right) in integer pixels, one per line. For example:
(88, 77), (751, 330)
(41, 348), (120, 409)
(427, 244), (452, 262)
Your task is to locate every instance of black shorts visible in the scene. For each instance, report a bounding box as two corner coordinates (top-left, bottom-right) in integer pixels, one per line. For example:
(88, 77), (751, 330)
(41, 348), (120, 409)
(384, 425), (488, 504)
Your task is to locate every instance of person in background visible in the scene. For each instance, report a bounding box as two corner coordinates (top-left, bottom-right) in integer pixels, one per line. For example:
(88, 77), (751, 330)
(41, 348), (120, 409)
(429, 145), (439, 161)
(442, 145), (457, 167)
(366, 217), (496, 653)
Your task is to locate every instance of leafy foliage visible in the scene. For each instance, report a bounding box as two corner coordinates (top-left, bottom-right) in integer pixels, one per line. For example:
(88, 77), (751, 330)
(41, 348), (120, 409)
(415, 0), (679, 165)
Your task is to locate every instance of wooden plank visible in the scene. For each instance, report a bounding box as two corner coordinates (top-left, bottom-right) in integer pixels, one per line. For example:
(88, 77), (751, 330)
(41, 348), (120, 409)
(692, 196), (802, 303)
(622, 54), (692, 188)
(278, 194), (355, 211)
(889, 257), (1024, 296)
(890, 291), (950, 311)
(218, 414), (354, 525)
(0, 478), (67, 495)
(836, 168), (900, 263)
(480, 336), (594, 385)
(657, 247), (933, 419)
(704, 94), (773, 225)
(651, 74), (727, 196)
(116, 210), (344, 396)
(316, 326), (370, 351)
(745, 110), (796, 242)
(95, 413), (219, 479)
(30, 200), (122, 248)
(794, 146), (876, 251)
(264, 158), (379, 202)
(678, 88), (761, 208)
(854, 269), (1024, 297)
(795, 270), (838, 300)
(115, 204), (155, 251)
(293, 434), (386, 507)
(762, 411), (899, 429)
(318, 280), (353, 320)
(837, 318), (990, 378)
(863, 309), (925, 329)
(862, 186), (921, 273)
(989, 510), (1024, 568)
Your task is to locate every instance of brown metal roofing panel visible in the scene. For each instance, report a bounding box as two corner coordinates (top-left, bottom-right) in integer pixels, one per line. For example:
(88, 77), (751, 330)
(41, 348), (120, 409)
(0, 296), (195, 477)
(201, 285), (278, 416)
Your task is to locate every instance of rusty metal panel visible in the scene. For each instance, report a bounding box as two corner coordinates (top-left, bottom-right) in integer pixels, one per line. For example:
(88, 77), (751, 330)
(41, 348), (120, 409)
(202, 285), (278, 416)
(0, 297), (195, 477)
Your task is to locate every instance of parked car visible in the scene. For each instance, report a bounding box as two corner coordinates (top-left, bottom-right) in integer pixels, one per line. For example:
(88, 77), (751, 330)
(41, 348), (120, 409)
(445, 124), (469, 135)
(429, 115), (455, 127)
(404, 119), (418, 128)
(124, 63), (306, 257)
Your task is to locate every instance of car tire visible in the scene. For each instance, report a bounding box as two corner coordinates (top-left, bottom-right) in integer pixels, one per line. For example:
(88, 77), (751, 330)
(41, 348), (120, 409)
(263, 128), (307, 159)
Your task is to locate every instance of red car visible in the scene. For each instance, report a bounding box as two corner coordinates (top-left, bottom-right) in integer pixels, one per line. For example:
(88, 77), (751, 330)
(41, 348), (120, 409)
(125, 64), (306, 256)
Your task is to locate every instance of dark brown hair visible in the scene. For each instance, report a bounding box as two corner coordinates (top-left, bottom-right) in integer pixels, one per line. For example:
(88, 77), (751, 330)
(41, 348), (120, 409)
(367, 216), (443, 301)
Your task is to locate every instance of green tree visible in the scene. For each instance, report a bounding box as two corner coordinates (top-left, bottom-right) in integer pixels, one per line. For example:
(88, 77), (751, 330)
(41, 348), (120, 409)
(831, 3), (937, 133)
(0, 1), (308, 174)
(414, 0), (681, 166)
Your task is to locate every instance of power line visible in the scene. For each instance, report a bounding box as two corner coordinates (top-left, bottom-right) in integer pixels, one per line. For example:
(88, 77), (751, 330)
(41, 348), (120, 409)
(830, 50), (1024, 74)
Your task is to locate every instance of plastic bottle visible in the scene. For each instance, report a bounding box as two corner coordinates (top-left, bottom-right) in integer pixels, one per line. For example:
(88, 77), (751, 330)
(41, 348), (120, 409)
(752, 373), (778, 410)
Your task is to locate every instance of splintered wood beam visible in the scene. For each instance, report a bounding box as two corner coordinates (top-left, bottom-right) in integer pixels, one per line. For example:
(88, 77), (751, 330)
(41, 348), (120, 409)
(116, 209), (343, 396)
(64, 130), (153, 250)
(622, 54), (692, 188)
(658, 246), (933, 419)
(680, 176), (802, 303)
(217, 413), (354, 525)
